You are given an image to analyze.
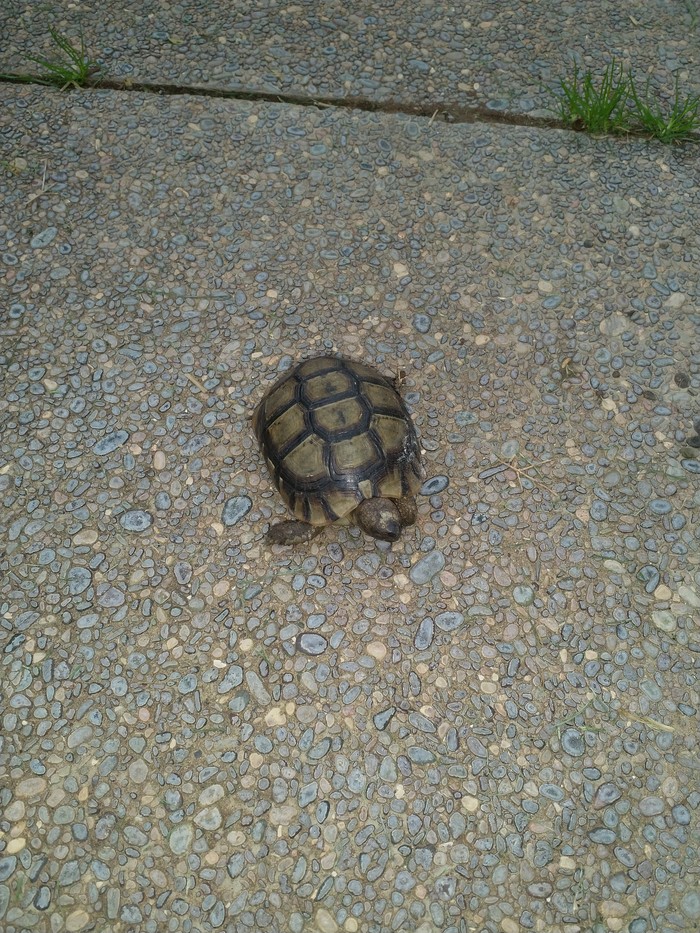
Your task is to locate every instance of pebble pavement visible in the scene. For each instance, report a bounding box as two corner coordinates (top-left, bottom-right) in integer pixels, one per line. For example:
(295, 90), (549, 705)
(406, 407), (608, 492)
(1, 78), (699, 933)
(1, 0), (699, 114)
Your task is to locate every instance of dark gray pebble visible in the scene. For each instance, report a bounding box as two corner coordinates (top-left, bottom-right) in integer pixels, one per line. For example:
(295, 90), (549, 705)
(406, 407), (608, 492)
(435, 611), (464, 632)
(373, 707), (396, 730)
(590, 500), (608, 521)
(593, 783), (622, 808)
(413, 313), (431, 334)
(222, 496), (252, 526)
(30, 226), (57, 248)
(590, 828), (617, 844)
(93, 430), (129, 455)
(672, 805), (691, 825)
(420, 475), (449, 495)
(119, 510), (152, 532)
(297, 633), (328, 656)
(155, 492), (171, 510)
(561, 728), (585, 756)
(67, 566), (92, 595)
(409, 551), (445, 584)
(414, 616), (434, 649)
(227, 853), (245, 878)
(614, 846), (636, 868)
(637, 565), (660, 593)
(539, 783), (565, 801)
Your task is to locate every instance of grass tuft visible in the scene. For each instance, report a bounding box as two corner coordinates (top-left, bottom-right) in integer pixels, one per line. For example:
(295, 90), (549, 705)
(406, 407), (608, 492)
(16, 26), (101, 88)
(552, 59), (632, 135)
(629, 75), (700, 144)
(552, 60), (700, 144)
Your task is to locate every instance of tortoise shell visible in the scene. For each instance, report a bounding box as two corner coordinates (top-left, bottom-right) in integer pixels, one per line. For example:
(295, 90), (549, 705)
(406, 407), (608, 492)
(253, 356), (424, 526)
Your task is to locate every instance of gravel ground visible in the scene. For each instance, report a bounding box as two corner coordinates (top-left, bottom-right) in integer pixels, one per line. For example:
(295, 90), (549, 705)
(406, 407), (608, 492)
(1, 86), (699, 933)
(1, 0), (699, 115)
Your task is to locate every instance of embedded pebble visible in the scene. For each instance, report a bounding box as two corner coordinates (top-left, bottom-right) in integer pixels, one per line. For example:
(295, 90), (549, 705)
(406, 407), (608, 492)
(297, 633), (328, 655)
(513, 585), (535, 606)
(652, 609), (677, 632)
(222, 495), (252, 526)
(594, 784), (622, 809)
(420, 475), (449, 495)
(409, 551), (445, 584)
(30, 226), (57, 248)
(168, 824), (193, 855)
(434, 611), (464, 632)
(414, 616), (434, 649)
(119, 510), (153, 532)
(93, 430), (129, 455)
(413, 313), (431, 333)
(561, 729), (585, 756)
(639, 796), (664, 816)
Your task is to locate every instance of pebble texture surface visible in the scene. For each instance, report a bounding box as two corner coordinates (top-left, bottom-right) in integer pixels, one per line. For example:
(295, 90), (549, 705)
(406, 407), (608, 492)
(1, 83), (699, 933)
(1, 0), (699, 113)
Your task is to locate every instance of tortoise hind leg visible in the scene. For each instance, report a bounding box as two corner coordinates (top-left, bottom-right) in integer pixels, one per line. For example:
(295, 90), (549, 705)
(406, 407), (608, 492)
(267, 520), (322, 546)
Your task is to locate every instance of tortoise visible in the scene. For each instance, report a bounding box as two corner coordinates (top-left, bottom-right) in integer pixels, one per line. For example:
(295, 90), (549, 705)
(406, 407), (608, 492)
(253, 355), (425, 545)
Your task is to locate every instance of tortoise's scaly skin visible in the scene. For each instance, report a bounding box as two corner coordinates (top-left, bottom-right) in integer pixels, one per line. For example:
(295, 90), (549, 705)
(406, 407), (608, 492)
(253, 356), (424, 541)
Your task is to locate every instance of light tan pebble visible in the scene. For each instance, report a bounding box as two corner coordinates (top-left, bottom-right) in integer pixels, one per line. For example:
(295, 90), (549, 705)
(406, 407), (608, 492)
(4, 801), (25, 821)
(269, 805), (297, 825)
(73, 528), (98, 545)
(66, 909), (91, 931)
(600, 902), (628, 919)
(462, 796), (479, 812)
(296, 705), (318, 724)
(599, 312), (630, 336)
(46, 787), (65, 807)
(153, 451), (166, 470)
(502, 920), (520, 933)
(314, 908), (338, 933)
(320, 851), (336, 870)
(128, 760), (149, 783)
(366, 641), (387, 661)
(661, 776), (678, 797)
(199, 784), (225, 806)
(604, 559), (624, 573)
(265, 707), (286, 726)
(213, 580), (229, 596)
(652, 610), (677, 633)
(654, 584), (672, 600)
(440, 571), (458, 586)
(665, 292), (686, 308)
(678, 585), (700, 608)
(7, 838), (26, 854)
(272, 582), (293, 602)
(194, 807), (222, 829)
(16, 777), (47, 799)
